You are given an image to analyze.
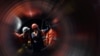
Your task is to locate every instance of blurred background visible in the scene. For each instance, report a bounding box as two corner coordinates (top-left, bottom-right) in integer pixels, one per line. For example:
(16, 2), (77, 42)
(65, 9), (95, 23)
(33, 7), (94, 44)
(0, 0), (99, 56)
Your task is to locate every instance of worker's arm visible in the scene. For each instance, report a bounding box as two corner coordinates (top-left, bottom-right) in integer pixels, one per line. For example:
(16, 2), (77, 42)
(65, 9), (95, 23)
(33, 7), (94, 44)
(14, 32), (23, 38)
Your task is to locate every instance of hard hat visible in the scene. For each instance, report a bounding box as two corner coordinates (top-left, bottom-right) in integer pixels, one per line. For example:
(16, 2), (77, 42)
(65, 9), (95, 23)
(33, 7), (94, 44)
(31, 23), (38, 29)
(22, 26), (30, 33)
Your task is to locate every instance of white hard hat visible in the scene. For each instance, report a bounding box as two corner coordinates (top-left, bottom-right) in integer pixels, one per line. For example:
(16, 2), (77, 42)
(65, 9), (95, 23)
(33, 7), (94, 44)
(22, 26), (30, 33)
